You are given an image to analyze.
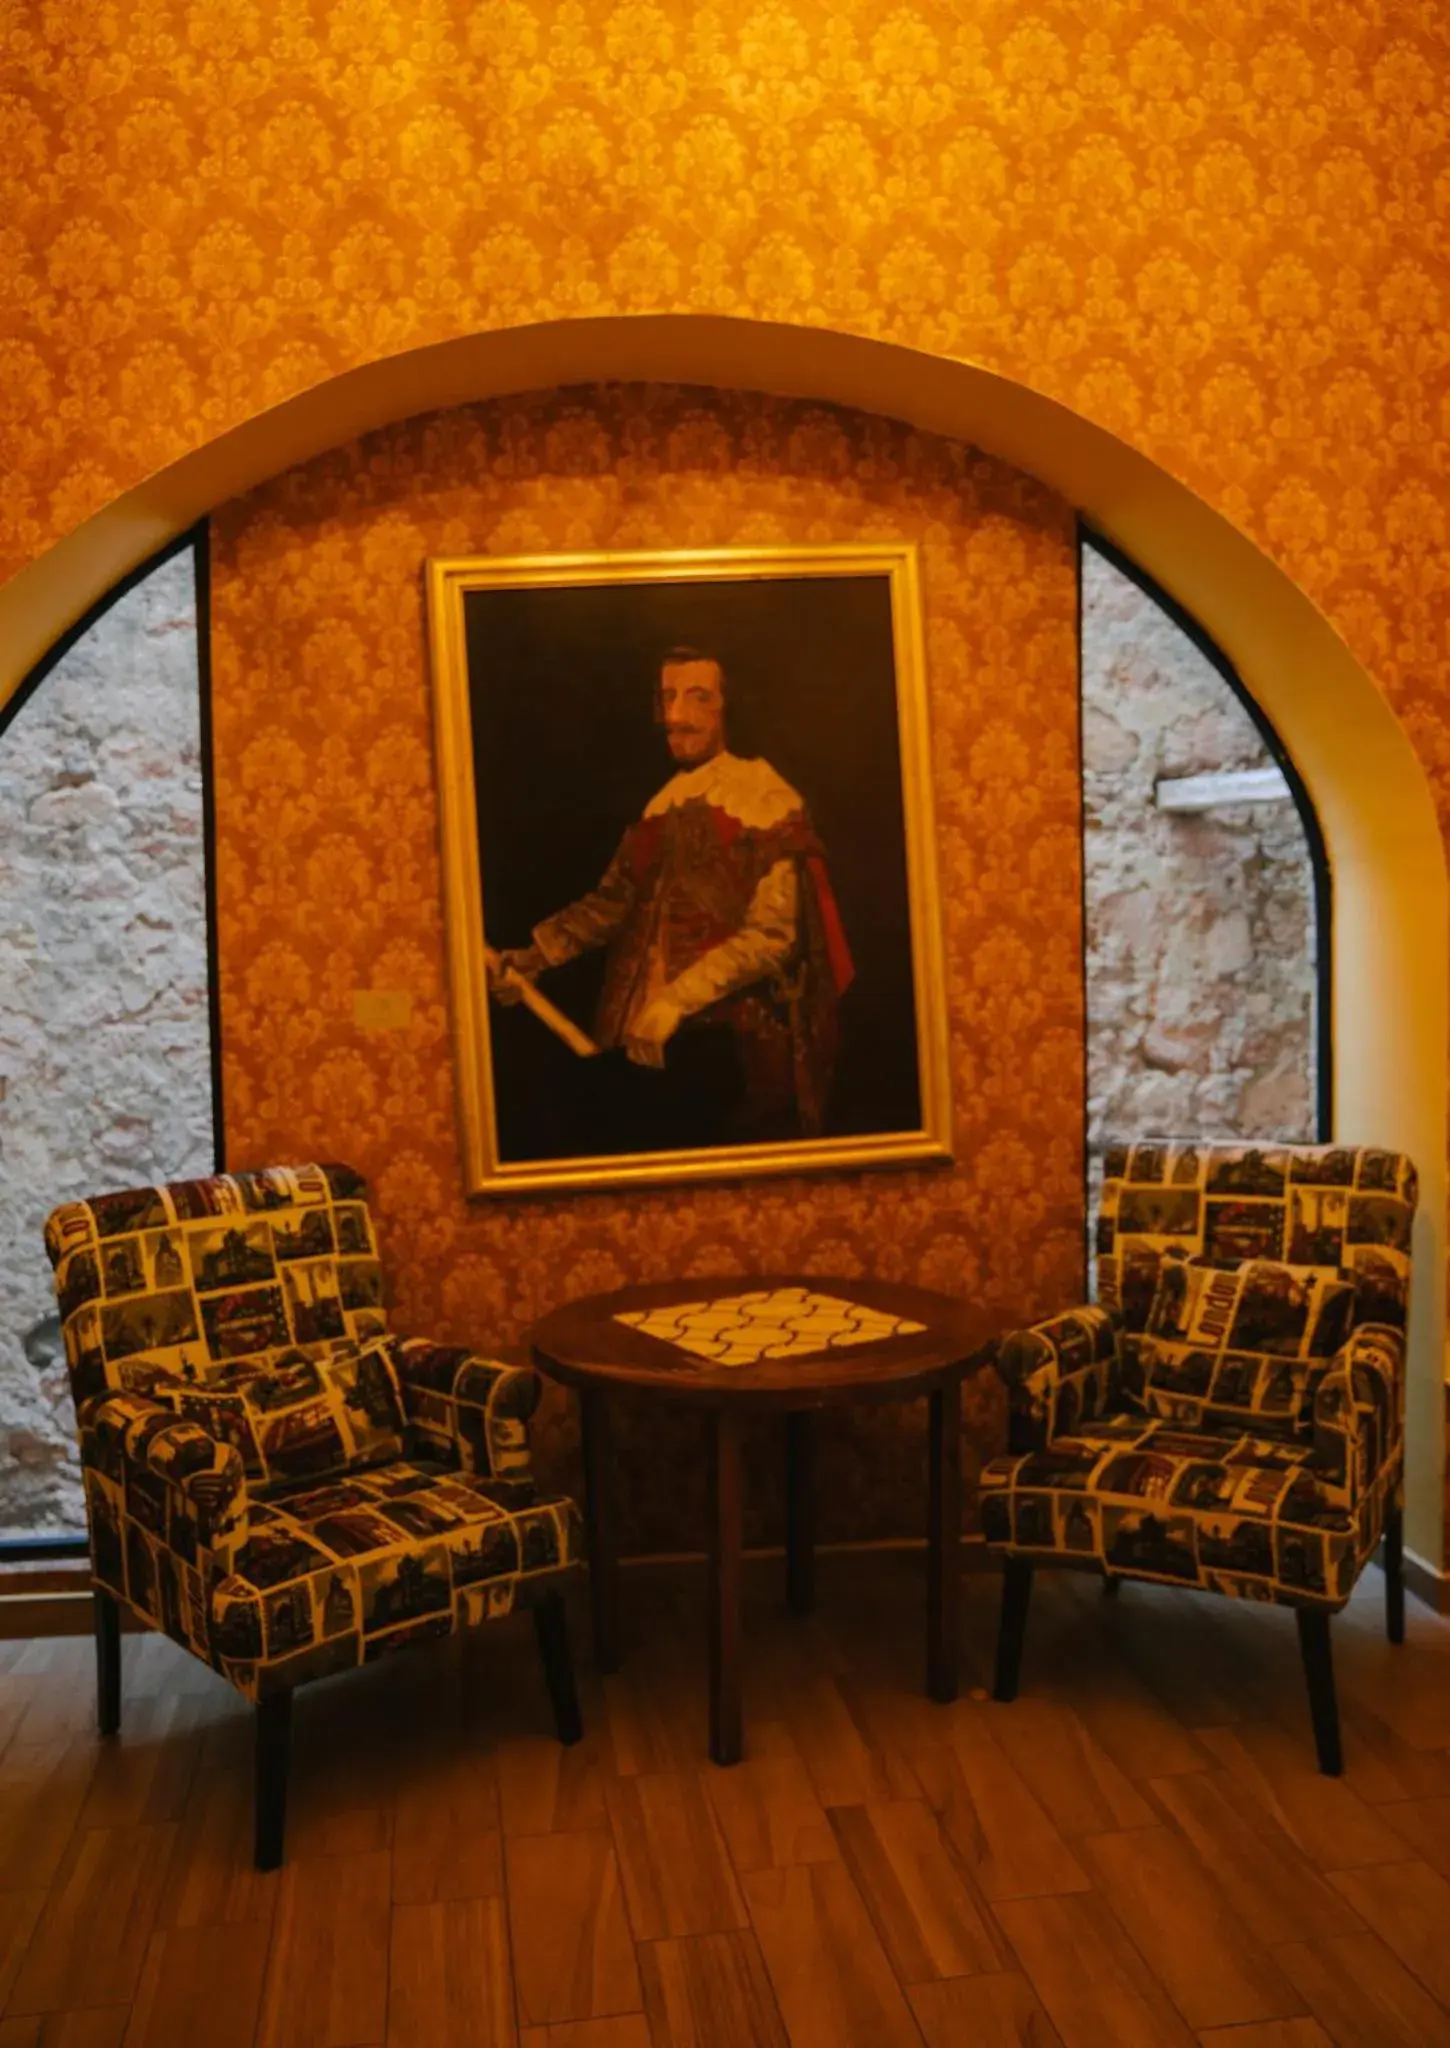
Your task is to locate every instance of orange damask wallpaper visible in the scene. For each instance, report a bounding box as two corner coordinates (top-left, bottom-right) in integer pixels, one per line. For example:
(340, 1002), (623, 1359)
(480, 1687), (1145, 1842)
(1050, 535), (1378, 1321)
(10, 1), (1449, 1540)
(5, 0), (1448, 821)
(210, 385), (1082, 1550)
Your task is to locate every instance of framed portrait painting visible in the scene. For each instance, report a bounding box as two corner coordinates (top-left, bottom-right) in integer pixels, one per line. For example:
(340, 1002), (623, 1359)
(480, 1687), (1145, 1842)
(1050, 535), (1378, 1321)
(426, 545), (952, 1196)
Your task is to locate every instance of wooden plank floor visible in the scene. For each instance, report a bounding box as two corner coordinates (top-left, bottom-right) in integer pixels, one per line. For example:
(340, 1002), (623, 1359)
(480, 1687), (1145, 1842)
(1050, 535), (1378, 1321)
(1, 1554), (1448, 2046)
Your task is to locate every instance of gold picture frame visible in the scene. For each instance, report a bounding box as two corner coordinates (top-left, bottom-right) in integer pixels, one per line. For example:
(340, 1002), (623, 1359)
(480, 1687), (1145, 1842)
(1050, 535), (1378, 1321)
(426, 544), (953, 1196)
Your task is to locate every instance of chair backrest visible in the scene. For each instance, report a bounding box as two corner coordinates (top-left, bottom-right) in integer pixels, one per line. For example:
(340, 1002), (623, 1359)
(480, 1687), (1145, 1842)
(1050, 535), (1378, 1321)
(1096, 1140), (1416, 1336)
(44, 1163), (388, 1418)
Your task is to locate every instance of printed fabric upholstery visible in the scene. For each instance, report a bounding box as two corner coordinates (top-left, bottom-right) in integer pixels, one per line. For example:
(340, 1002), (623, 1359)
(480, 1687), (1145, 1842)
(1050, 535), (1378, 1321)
(989, 1307), (1121, 1455)
(45, 1163), (389, 1415)
(979, 1412), (1379, 1609)
(387, 1336), (543, 1491)
(983, 1140), (1415, 1613)
(1127, 1256), (1356, 1439)
(1096, 1141), (1415, 1336)
(84, 1391), (251, 1580)
(207, 1467), (580, 1702)
(44, 1164), (581, 1704)
(147, 1335), (410, 1493)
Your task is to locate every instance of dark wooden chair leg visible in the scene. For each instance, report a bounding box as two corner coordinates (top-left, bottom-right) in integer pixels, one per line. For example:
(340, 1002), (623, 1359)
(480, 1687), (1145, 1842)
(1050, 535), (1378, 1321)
(1383, 1503), (1406, 1646)
(93, 1586), (121, 1736)
(1101, 1575), (1121, 1598)
(785, 1410), (814, 1616)
(254, 1690), (293, 1871)
(533, 1589), (584, 1746)
(1296, 1609), (1343, 1776)
(993, 1559), (1034, 1703)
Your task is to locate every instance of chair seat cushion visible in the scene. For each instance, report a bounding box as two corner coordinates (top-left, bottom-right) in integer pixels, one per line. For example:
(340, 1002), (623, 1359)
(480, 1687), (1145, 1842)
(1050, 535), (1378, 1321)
(1126, 1255), (1354, 1440)
(208, 1458), (584, 1698)
(150, 1336), (409, 1492)
(981, 1411), (1369, 1609)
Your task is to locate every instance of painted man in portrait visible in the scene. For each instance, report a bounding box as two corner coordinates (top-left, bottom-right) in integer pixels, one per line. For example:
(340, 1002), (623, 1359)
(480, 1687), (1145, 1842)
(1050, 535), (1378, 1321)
(491, 646), (854, 1148)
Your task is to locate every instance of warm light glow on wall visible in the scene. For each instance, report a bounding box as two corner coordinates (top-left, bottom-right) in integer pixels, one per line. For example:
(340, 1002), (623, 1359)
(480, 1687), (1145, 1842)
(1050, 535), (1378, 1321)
(3, 4), (1445, 777)
(3, 1), (1446, 1571)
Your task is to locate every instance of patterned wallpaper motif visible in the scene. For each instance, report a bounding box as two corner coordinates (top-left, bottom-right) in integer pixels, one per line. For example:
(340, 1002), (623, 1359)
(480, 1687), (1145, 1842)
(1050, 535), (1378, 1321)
(4, 1), (1447, 843)
(9, 2), (1448, 1539)
(210, 385), (1082, 1549)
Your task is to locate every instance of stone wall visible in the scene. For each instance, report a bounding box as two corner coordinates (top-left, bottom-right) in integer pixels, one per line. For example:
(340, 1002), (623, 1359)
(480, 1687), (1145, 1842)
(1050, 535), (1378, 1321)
(1082, 542), (1318, 1203)
(0, 548), (214, 1537)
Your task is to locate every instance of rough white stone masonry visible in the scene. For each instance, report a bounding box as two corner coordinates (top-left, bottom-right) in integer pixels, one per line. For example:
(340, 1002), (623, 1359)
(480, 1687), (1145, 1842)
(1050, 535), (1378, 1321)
(1082, 543), (1317, 1201)
(0, 549), (214, 1536)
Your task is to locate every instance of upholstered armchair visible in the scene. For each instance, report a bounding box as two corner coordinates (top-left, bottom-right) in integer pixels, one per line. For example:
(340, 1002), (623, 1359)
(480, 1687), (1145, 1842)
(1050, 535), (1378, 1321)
(44, 1161), (585, 1868)
(980, 1141), (1416, 1774)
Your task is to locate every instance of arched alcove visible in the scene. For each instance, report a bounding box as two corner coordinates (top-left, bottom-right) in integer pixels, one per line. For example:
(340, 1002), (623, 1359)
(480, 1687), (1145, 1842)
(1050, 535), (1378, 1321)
(1079, 531), (1328, 1278)
(1, 315), (1442, 1580)
(0, 537), (216, 1539)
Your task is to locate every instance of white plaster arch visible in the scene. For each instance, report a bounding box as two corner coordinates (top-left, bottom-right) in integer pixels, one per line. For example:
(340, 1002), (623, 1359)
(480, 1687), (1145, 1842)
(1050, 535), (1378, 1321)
(2, 315), (1442, 1574)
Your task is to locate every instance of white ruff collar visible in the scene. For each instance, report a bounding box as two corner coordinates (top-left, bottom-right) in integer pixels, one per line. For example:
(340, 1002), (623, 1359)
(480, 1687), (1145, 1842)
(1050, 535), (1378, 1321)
(643, 751), (803, 832)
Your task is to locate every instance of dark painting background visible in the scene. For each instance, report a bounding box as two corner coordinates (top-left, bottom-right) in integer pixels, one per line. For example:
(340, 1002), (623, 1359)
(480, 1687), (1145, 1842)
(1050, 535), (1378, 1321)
(465, 572), (924, 1164)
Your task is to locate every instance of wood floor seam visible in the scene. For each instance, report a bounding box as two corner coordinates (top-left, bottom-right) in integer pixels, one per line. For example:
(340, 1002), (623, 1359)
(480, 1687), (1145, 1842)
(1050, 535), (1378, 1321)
(0, 1563), (1444, 2047)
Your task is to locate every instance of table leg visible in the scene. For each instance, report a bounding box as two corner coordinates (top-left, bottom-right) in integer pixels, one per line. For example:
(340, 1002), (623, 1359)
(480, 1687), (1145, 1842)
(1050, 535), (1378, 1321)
(785, 1410), (814, 1616)
(708, 1411), (745, 1765)
(580, 1388), (619, 1673)
(926, 1374), (962, 1704)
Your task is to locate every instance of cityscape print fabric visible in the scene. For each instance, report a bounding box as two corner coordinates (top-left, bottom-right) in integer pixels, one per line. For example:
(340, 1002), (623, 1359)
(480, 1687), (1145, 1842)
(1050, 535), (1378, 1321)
(150, 1334), (411, 1491)
(207, 1461), (580, 1700)
(1096, 1141), (1414, 1341)
(981, 1142), (1415, 1611)
(1133, 1256), (1355, 1439)
(45, 1161), (390, 1401)
(44, 1165), (581, 1703)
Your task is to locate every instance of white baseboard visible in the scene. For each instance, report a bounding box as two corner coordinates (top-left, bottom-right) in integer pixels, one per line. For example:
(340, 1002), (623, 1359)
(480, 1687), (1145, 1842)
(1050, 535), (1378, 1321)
(1404, 1546), (1448, 1615)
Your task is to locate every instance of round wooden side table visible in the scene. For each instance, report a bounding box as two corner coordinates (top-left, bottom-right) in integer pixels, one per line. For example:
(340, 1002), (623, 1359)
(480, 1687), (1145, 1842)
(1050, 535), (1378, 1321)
(529, 1274), (989, 1765)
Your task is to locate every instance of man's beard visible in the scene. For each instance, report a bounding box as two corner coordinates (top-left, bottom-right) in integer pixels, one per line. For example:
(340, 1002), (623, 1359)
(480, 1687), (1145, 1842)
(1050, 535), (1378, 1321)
(668, 728), (721, 763)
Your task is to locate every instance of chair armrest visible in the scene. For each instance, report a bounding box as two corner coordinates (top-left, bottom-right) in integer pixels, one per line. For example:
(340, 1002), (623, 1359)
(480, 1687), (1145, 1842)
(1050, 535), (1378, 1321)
(386, 1337), (542, 1483)
(83, 1390), (250, 1577)
(983, 1305), (1121, 1453)
(70, 1349), (199, 1425)
(1311, 1323), (1404, 1509)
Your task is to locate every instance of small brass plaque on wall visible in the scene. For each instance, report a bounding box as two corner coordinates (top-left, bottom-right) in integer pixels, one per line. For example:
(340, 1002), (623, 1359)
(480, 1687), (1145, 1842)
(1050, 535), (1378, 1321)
(354, 990), (413, 1032)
